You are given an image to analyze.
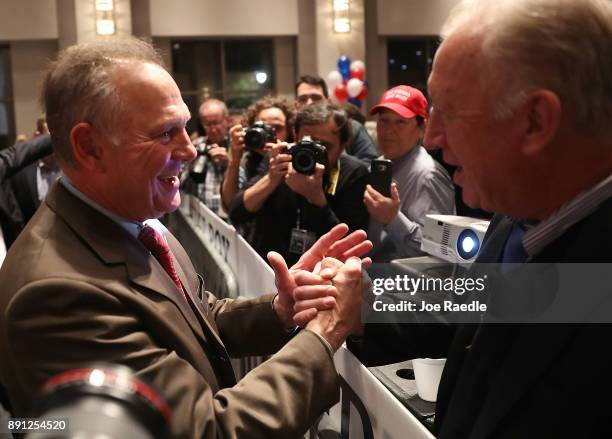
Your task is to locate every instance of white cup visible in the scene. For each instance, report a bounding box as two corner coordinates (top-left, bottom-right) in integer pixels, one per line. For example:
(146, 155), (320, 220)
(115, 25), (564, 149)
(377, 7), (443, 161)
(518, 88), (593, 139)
(412, 358), (447, 402)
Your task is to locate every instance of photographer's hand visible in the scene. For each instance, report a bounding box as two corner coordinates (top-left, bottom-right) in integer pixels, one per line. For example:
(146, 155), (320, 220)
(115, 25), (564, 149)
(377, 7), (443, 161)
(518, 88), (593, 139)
(285, 163), (327, 207)
(228, 124), (245, 161)
(364, 183), (400, 225)
(268, 142), (291, 186)
(207, 145), (229, 167)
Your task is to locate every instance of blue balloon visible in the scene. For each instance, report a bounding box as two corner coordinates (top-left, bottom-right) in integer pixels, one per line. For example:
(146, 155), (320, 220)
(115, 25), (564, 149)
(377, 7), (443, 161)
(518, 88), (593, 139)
(347, 97), (362, 108)
(337, 56), (351, 80)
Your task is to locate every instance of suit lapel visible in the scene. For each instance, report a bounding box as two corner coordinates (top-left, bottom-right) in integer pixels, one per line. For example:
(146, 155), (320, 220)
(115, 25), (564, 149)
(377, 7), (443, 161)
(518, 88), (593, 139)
(168, 234), (232, 360)
(46, 181), (207, 345)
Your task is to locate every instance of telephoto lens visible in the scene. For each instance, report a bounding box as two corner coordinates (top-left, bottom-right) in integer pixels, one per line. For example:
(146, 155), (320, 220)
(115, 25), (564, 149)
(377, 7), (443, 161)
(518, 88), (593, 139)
(27, 364), (172, 439)
(243, 121), (276, 150)
(290, 135), (328, 175)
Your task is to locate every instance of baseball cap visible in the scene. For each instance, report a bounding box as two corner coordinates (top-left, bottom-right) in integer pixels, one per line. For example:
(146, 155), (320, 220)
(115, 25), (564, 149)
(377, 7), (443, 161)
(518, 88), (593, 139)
(369, 85), (428, 119)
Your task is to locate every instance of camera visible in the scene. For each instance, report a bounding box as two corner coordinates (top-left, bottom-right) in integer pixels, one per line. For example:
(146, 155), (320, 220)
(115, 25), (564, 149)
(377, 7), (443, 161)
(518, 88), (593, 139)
(289, 136), (327, 175)
(243, 121), (276, 150)
(189, 140), (216, 184)
(28, 364), (172, 439)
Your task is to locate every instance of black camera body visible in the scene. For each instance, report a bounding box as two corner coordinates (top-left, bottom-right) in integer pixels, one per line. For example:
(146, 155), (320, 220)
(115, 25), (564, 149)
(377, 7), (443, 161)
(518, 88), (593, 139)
(189, 139), (216, 184)
(243, 121), (276, 150)
(289, 136), (327, 175)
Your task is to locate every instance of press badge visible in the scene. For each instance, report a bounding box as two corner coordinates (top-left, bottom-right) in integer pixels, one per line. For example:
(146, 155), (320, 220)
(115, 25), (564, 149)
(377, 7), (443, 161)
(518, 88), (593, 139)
(289, 208), (316, 255)
(289, 228), (317, 255)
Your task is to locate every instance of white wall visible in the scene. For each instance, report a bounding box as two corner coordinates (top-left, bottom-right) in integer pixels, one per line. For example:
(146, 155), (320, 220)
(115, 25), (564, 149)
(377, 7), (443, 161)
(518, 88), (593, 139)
(316, 0), (366, 81)
(0, 0), (58, 41)
(377, 0), (460, 35)
(149, 0), (299, 36)
(10, 41), (58, 136)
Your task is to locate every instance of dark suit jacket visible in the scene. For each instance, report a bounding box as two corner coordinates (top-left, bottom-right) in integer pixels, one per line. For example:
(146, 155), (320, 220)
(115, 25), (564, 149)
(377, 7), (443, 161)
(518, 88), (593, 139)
(0, 135), (52, 247)
(10, 161), (39, 224)
(0, 181), (339, 438)
(354, 200), (612, 438)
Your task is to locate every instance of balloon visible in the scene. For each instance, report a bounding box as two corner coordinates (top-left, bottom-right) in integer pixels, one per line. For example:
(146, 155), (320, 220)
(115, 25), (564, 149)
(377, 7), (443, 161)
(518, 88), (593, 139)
(357, 84), (368, 100)
(337, 56), (351, 81)
(347, 97), (362, 108)
(350, 60), (365, 72)
(350, 67), (365, 81)
(337, 56), (351, 72)
(326, 70), (343, 90)
(334, 83), (348, 101)
(346, 78), (364, 98)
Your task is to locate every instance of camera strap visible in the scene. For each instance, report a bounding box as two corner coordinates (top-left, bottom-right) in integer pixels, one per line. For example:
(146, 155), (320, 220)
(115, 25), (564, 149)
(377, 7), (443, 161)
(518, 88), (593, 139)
(325, 160), (341, 196)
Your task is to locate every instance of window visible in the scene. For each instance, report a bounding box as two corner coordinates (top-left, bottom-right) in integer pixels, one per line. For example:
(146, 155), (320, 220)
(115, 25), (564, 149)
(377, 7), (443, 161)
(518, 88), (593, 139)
(172, 39), (275, 136)
(387, 37), (440, 95)
(0, 46), (15, 149)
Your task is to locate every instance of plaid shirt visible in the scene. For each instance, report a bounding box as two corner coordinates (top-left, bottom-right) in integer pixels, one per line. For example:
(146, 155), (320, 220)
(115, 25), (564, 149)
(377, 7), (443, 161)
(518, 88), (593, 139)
(192, 136), (228, 219)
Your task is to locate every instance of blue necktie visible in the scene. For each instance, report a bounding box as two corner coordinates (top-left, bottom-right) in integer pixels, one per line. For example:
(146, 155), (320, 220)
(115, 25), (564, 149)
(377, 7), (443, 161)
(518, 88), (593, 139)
(501, 220), (529, 263)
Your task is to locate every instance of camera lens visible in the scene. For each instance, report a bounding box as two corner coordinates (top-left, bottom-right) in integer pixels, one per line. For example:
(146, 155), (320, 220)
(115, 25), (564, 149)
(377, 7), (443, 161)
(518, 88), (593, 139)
(29, 364), (172, 439)
(244, 128), (265, 150)
(292, 149), (316, 175)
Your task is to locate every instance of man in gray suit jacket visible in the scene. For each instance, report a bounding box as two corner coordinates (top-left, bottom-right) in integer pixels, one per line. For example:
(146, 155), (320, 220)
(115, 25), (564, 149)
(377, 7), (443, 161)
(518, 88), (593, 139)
(0, 37), (369, 438)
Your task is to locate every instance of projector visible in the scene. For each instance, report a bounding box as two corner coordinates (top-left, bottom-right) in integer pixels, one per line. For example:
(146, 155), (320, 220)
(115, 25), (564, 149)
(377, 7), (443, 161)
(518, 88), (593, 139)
(420, 214), (490, 264)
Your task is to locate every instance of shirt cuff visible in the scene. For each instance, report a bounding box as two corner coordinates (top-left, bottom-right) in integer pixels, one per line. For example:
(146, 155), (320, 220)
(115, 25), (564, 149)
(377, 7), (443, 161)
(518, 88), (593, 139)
(304, 329), (335, 359)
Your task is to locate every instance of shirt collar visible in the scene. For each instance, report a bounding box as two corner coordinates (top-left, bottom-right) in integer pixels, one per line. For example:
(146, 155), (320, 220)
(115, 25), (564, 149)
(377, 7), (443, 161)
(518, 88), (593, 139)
(522, 173), (612, 257)
(59, 177), (166, 239)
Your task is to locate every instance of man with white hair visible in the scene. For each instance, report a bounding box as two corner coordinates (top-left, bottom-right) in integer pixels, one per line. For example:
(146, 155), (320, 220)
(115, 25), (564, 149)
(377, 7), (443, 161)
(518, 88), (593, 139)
(331, 0), (612, 436)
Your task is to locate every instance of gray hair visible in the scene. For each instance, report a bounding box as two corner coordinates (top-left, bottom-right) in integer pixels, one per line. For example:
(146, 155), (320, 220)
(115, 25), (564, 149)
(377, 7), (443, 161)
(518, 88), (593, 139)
(441, 0), (612, 135)
(199, 99), (228, 118)
(295, 101), (352, 146)
(41, 37), (164, 166)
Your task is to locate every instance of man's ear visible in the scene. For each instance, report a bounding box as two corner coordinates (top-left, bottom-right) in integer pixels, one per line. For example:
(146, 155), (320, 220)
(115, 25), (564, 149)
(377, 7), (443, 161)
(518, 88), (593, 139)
(69, 123), (106, 171)
(522, 90), (561, 156)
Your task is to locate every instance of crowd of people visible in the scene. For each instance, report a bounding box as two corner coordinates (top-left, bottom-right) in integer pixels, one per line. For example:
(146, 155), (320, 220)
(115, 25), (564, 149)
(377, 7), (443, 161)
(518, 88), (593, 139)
(0, 0), (611, 437)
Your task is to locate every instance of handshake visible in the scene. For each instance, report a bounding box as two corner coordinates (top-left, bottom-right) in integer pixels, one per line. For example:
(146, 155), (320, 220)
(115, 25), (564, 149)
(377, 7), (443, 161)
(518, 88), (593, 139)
(268, 223), (371, 351)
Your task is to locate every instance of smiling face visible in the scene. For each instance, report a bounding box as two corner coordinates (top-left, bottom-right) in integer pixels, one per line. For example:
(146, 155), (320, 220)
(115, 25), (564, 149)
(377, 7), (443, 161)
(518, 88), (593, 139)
(93, 62), (196, 221)
(424, 32), (525, 213)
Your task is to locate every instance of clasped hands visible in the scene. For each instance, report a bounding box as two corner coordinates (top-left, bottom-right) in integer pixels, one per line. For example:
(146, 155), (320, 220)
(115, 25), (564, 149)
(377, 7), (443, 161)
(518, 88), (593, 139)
(269, 223), (371, 351)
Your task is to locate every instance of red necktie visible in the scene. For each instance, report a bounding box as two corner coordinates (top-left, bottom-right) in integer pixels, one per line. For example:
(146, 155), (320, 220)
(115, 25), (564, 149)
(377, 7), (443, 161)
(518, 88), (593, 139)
(138, 225), (184, 293)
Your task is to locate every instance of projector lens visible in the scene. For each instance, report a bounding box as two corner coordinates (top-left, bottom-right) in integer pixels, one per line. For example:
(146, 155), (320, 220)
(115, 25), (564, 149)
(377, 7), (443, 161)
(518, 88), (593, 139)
(457, 229), (480, 260)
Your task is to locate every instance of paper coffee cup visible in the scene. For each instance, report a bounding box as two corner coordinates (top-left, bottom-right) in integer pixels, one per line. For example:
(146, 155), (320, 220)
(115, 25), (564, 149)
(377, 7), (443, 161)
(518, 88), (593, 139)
(412, 358), (446, 402)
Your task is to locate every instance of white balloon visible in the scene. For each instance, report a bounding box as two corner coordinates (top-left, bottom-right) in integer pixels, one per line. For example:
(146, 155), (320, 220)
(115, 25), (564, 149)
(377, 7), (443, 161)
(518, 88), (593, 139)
(326, 70), (343, 89)
(347, 78), (364, 98)
(350, 60), (365, 72)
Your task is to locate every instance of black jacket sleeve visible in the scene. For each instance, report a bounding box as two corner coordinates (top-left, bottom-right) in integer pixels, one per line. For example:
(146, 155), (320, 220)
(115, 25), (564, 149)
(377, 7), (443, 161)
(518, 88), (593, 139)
(0, 135), (53, 182)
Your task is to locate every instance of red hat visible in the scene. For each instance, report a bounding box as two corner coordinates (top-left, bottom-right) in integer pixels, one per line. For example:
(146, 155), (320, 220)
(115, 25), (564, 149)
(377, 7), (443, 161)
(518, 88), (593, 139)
(369, 85), (428, 119)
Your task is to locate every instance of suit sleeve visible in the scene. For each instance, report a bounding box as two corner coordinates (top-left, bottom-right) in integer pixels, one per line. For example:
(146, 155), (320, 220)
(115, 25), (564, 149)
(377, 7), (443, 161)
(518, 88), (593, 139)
(206, 292), (293, 357)
(0, 135), (52, 182)
(4, 279), (339, 439)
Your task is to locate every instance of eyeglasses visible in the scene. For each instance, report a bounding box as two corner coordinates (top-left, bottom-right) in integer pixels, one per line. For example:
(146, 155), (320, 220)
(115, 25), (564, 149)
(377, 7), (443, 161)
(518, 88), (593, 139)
(297, 93), (326, 104)
(202, 119), (226, 128)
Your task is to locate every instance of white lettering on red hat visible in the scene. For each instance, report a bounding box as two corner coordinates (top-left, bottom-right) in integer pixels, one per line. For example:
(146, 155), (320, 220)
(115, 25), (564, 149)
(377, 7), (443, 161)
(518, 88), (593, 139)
(384, 89), (411, 102)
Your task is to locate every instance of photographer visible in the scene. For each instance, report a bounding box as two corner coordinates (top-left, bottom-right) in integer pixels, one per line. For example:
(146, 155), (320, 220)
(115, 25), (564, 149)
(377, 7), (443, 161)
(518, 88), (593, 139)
(221, 96), (293, 219)
(229, 101), (369, 265)
(184, 99), (230, 217)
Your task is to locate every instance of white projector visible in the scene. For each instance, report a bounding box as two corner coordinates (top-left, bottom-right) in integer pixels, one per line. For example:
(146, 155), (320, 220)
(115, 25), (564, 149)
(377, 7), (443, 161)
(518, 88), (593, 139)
(420, 214), (490, 264)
